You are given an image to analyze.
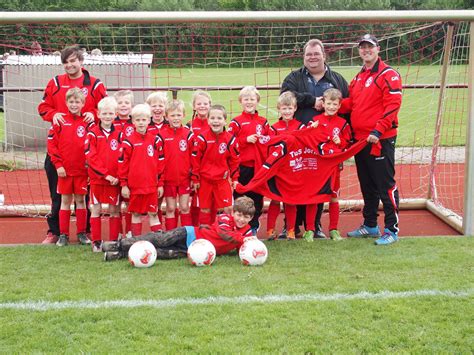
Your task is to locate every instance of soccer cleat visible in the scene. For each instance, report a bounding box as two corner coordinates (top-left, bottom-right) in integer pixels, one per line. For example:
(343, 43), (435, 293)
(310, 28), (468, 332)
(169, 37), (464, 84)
(266, 229), (277, 241)
(315, 228), (327, 239)
(42, 232), (58, 244)
(101, 241), (120, 252)
(286, 230), (295, 240)
(92, 241), (102, 253)
(56, 234), (69, 247)
(329, 229), (343, 241)
(347, 225), (381, 238)
(77, 232), (91, 245)
(277, 228), (288, 240)
(375, 229), (399, 246)
(302, 230), (314, 242)
(103, 251), (124, 262)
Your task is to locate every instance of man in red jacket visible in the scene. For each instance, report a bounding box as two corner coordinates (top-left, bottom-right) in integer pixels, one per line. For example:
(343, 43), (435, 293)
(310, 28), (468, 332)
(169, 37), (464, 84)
(341, 34), (402, 245)
(102, 196), (255, 261)
(38, 45), (107, 244)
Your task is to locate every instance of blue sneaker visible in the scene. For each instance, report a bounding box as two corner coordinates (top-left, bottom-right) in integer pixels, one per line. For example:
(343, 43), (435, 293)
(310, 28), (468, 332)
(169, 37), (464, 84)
(347, 225), (381, 238)
(375, 229), (399, 245)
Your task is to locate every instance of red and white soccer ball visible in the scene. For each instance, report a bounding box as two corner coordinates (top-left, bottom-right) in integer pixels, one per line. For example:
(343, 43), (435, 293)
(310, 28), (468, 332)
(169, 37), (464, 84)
(128, 240), (157, 268)
(239, 239), (268, 266)
(187, 239), (216, 266)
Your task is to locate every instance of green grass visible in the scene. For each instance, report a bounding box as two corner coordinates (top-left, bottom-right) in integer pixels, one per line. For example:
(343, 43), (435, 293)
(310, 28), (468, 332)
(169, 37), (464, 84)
(1, 237), (473, 352)
(150, 65), (469, 147)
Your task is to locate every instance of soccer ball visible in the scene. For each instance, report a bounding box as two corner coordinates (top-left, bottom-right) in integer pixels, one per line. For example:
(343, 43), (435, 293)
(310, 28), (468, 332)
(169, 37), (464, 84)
(239, 239), (268, 266)
(187, 239), (216, 266)
(128, 240), (157, 268)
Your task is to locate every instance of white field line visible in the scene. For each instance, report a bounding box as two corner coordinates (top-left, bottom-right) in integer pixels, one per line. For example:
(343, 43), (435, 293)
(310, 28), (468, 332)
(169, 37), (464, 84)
(1, 289), (472, 312)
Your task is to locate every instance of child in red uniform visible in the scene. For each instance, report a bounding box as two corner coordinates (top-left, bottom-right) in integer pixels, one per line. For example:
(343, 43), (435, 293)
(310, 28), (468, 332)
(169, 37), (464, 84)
(303, 88), (352, 242)
(103, 196), (256, 261)
(229, 86), (269, 234)
(158, 99), (194, 230)
(191, 104), (240, 225)
(146, 91), (169, 134)
(85, 97), (122, 252)
(266, 92), (305, 240)
(118, 104), (164, 236)
(113, 90), (134, 235)
(188, 90), (212, 226)
(47, 88), (94, 246)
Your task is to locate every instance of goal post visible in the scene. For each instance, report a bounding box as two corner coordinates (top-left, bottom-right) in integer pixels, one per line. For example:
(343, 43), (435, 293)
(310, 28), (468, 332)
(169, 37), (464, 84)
(0, 11), (473, 236)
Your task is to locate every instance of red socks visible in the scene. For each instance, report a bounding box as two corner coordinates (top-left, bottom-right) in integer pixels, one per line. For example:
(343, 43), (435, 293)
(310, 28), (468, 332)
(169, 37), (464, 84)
(199, 211), (212, 226)
(305, 204), (317, 231)
(150, 223), (162, 232)
(59, 209), (71, 235)
(191, 205), (200, 227)
(165, 217), (177, 231)
(75, 208), (87, 234)
(266, 201), (280, 231)
(180, 213), (192, 227)
(109, 216), (122, 241)
(284, 204), (297, 233)
(124, 212), (132, 234)
(131, 222), (142, 236)
(90, 216), (101, 242)
(329, 201), (340, 231)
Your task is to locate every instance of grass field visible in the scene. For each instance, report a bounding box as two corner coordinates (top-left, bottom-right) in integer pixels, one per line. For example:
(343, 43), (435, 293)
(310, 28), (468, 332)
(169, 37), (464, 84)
(1, 237), (473, 352)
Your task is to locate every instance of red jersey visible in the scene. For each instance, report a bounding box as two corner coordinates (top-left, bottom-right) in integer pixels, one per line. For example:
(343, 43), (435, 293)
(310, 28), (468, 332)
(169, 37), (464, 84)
(191, 129), (240, 183)
(113, 117), (135, 138)
(158, 125), (193, 186)
(38, 69), (107, 124)
(118, 131), (164, 194)
(187, 116), (209, 135)
(47, 112), (93, 176)
(85, 124), (122, 185)
(311, 114), (352, 155)
(195, 213), (252, 255)
(147, 120), (168, 136)
(341, 58), (402, 140)
(228, 111), (269, 167)
(270, 119), (305, 136)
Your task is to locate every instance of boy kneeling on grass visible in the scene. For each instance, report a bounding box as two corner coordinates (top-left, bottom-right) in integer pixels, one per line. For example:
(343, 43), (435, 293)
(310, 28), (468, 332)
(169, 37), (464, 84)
(103, 196), (256, 261)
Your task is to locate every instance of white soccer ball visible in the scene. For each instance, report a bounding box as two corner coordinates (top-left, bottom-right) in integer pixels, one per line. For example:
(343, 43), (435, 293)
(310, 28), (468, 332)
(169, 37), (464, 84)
(239, 239), (268, 266)
(187, 239), (216, 266)
(128, 240), (157, 268)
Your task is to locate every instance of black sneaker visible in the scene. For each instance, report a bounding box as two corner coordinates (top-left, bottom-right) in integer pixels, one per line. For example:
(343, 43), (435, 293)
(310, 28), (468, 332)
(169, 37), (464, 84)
(277, 228), (287, 240)
(56, 234), (69, 247)
(102, 241), (120, 252)
(92, 241), (102, 253)
(77, 232), (91, 245)
(103, 251), (124, 262)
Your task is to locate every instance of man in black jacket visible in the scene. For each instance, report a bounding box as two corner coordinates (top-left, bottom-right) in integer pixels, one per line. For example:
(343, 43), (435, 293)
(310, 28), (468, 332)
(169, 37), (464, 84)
(281, 39), (349, 239)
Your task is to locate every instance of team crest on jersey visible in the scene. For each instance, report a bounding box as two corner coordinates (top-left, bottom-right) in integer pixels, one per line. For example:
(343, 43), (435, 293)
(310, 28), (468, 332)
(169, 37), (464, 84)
(258, 135), (270, 144)
(256, 124), (263, 136)
(179, 139), (187, 152)
(125, 126), (134, 136)
(218, 142), (227, 154)
(110, 139), (119, 151)
(76, 126), (86, 137)
(332, 127), (340, 136)
(147, 145), (154, 157)
(81, 87), (89, 97)
(365, 77), (373, 87)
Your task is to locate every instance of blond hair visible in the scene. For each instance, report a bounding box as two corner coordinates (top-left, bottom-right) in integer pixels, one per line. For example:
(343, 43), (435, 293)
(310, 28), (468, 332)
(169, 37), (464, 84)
(192, 90), (212, 107)
(277, 91), (297, 108)
(65, 88), (85, 103)
(146, 91), (168, 105)
(238, 86), (260, 103)
(114, 90), (134, 105)
(323, 88), (343, 102)
(131, 104), (151, 119)
(98, 97), (117, 112)
(166, 99), (185, 115)
(233, 196), (255, 217)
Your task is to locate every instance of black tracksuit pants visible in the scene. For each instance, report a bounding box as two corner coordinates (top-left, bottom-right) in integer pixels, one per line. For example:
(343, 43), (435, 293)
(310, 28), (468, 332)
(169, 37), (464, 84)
(233, 165), (263, 230)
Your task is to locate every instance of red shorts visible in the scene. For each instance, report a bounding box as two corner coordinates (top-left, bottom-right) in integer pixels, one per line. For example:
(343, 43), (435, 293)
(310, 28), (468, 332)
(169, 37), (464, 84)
(164, 182), (191, 198)
(57, 175), (88, 195)
(197, 179), (232, 209)
(332, 170), (341, 198)
(128, 191), (158, 214)
(90, 184), (121, 206)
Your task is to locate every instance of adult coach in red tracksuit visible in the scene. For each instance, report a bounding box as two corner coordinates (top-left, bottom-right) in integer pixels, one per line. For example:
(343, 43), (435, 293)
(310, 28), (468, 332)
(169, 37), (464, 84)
(38, 45), (107, 244)
(341, 34), (402, 245)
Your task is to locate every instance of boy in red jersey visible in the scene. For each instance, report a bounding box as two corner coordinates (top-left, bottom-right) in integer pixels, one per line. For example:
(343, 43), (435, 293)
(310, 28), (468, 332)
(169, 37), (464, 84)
(85, 97), (122, 252)
(103, 196), (256, 261)
(47, 88), (94, 246)
(191, 104), (240, 226)
(303, 88), (352, 242)
(266, 92), (305, 241)
(228, 86), (269, 234)
(118, 104), (164, 236)
(158, 99), (194, 230)
(146, 91), (169, 134)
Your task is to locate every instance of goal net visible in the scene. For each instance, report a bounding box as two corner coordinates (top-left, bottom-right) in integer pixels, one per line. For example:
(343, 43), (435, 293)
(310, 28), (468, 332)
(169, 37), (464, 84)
(0, 14), (471, 233)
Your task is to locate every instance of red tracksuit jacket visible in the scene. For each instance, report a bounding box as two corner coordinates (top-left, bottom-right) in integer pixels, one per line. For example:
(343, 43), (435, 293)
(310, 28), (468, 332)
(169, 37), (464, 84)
(270, 118), (305, 136)
(341, 58), (402, 140)
(191, 129), (240, 183)
(147, 120), (168, 136)
(85, 124), (122, 185)
(187, 116), (209, 135)
(38, 69), (107, 124)
(47, 112), (94, 176)
(311, 114), (352, 155)
(158, 125), (193, 186)
(118, 131), (164, 194)
(195, 213), (252, 255)
(228, 111), (269, 167)
(113, 117), (134, 138)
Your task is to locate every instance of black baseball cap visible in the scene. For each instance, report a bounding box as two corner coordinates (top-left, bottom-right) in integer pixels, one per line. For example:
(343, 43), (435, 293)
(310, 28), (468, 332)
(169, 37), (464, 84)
(359, 34), (378, 46)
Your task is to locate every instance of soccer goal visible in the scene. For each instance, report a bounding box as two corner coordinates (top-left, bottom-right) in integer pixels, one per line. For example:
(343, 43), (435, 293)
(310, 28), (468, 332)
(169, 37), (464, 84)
(0, 11), (473, 235)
